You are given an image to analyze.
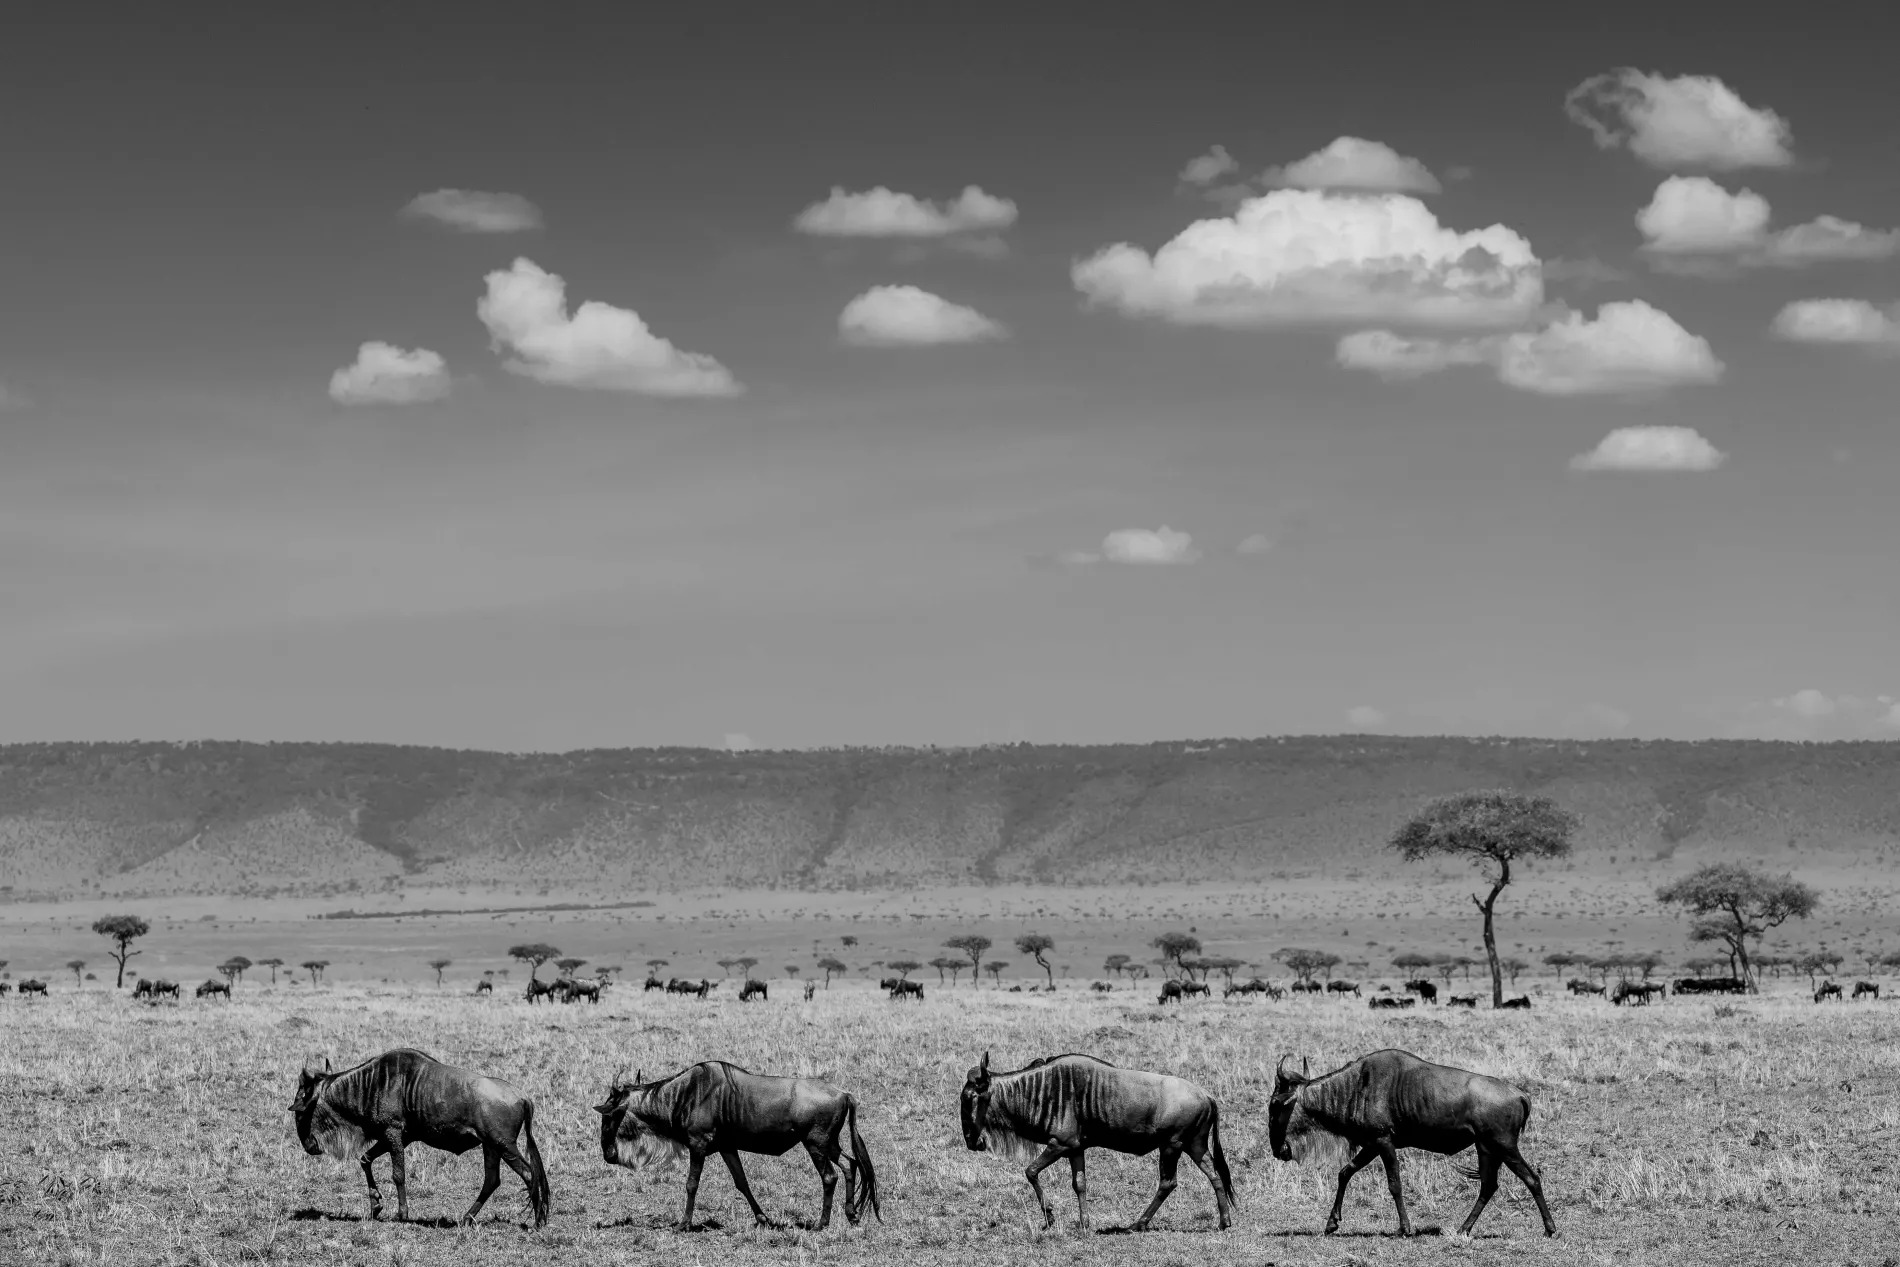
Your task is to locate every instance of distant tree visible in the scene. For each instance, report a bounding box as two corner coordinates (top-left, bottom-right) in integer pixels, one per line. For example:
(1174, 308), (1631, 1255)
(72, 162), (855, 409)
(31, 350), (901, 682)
(598, 965), (622, 980)
(1391, 952), (1435, 978)
(67, 959), (87, 987)
(736, 956), (759, 979)
(1103, 953), (1131, 980)
(1015, 934), (1056, 988)
(816, 957), (848, 987)
(1683, 957), (1719, 978)
(925, 956), (956, 985)
(1657, 864), (1819, 993)
(218, 956), (252, 987)
(886, 959), (922, 980)
(983, 960), (1008, 986)
(555, 957), (588, 978)
(257, 957), (285, 985)
(1879, 950), (1900, 972)
(716, 959), (737, 979)
(944, 935), (992, 987)
(427, 958), (452, 987)
(91, 915), (150, 989)
(1391, 790), (1577, 1009)
(301, 959), (330, 984)
(1816, 948), (1844, 976)
(1795, 952), (1831, 988)
(1274, 948), (1339, 985)
(784, 965), (800, 978)
(1203, 956), (1244, 986)
(1178, 956), (1210, 983)
(1541, 951), (1577, 979)
(1632, 952), (1664, 982)
(1500, 957), (1529, 987)
(1452, 955), (1480, 981)
(508, 944), (561, 981)
(840, 936), (858, 948)
(1151, 933), (1202, 978)
(645, 958), (669, 973)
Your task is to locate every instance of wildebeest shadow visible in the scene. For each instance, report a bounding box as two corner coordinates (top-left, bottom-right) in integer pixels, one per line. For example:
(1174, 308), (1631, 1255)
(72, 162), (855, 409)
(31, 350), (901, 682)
(1093, 1223), (1241, 1236)
(1278, 1226), (1447, 1238)
(287, 1208), (462, 1229)
(594, 1214), (727, 1232)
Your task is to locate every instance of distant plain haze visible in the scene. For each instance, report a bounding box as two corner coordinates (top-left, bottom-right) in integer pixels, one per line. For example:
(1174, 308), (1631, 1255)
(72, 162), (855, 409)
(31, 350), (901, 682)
(1, 8), (1896, 750)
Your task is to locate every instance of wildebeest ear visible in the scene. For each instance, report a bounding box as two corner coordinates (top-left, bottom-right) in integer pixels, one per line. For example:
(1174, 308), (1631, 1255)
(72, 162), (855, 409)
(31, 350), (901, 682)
(979, 1050), (990, 1078)
(1301, 1057), (1309, 1076)
(324, 1056), (333, 1074)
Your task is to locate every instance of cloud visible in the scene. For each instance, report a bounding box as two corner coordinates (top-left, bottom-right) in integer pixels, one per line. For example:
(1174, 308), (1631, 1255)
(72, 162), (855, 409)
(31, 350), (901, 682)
(1565, 69), (1794, 170)
(1541, 257), (1630, 288)
(1262, 136), (1441, 194)
(838, 285), (1007, 347)
(1059, 526), (1200, 566)
(327, 342), (451, 406)
(1179, 145), (1240, 186)
(1774, 688), (1838, 720)
(1743, 691), (1900, 738)
(401, 189), (544, 233)
(1337, 301), (1723, 396)
(1568, 426), (1727, 472)
(1235, 533), (1276, 556)
(477, 258), (742, 396)
(1770, 299), (1900, 351)
(1073, 191), (1543, 331)
(1345, 705), (1389, 730)
(722, 733), (755, 752)
(793, 185), (1018, 238)
(1636, 177), (1900, 272)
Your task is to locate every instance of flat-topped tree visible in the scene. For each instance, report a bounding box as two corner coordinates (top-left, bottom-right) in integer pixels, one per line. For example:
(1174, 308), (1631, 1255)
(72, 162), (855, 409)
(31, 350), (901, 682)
(815, 957), (847, 987)
(1103, 953), (1131, 980)
(257, 957), (285, 985)
(1500, 957), (1529, 987)
(554, 957), (587, 978)
(927, 956), (961, 985)
(1391, 790), (1577, 1009)
(218, 956), (251, 987)
(784, 965), (799, 978)
(427, 958), (452, 987)
(67, 959), (87, 987)
(983, 960), (1008, 986)
(1658, 863), (1818, 993)
(645, 958), (668, 973)
(508, 943), (561, 981)
(1391, 952), (1434, 979)
(1014, 934), (1055, 988)
(944, 935), (991, 987)
(886, 959), (921, 980)
(716, 959), (737, 978)
(91, 915), (150, 988)
(1274, 948), (1339, 985)
(301, 959), (330, 985)
(1541, 951), (1577, 980)
(1151, 932), (1201, 978)
(735, 956), (759, 980)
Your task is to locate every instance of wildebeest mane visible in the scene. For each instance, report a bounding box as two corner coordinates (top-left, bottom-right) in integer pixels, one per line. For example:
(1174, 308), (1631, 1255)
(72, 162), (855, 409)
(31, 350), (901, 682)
(608, 1061), (743, 1169)
(303, 1049), (446, 1162)
(978, 1054), (1118, 1160)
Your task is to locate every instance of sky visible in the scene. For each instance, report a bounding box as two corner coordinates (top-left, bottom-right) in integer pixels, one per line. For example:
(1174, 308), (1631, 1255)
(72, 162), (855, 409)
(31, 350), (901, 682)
(2, 8), (1897, 751)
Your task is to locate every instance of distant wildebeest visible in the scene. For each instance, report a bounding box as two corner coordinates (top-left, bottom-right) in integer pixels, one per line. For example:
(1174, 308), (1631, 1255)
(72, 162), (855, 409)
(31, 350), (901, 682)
(877, 977), (903, 991)
(1290, 980), (1322, 995)
(0, 982), (10, 996)
(1327, 980), (1361, 998)
(961, 1051), (1234, 1232)
(1852, 981), (1880, 1000)
(1225, 978), (1277, 999)
(1156, 980), (1184, 1005)
(523, 978), (557, 1005)
(803, 981), (816, 1001)
(1673, 976), (1746, 996)
(1091, 981), (1113, 993)
(196, 979), (230, 1000)
(565, 979), (604, 1005)
(1566, 979), (1606, 996)
(1008, 985), (1024, 992)
(1368, 996), (1414, 1010)
(136, 978), (180, 1000)
(887, 979), (923, 1001)
(1180, 982), (1210, 999)
(1447, 995), (1478, 1008)
(1402, 979), (1437, 1004)
(665, 977), (713, 998)
(1500, 996), (1531, 1010)
(594, 1062), (878, 1232)
(739, 979), (768, 1002)
(1613, 981), (1665, 1006)
(1815, 980), (1843, 1003)
(290, 1048), (549, 1227)
(1269, 1049), (1556, 1238)
(19, 979), (49, 997)
(473, 979), (493, 995)
(644, 976), (665, 992)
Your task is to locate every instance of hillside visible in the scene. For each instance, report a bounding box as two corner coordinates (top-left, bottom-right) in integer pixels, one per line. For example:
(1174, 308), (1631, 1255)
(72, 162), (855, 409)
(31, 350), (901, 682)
(1, 736), (1897, 899)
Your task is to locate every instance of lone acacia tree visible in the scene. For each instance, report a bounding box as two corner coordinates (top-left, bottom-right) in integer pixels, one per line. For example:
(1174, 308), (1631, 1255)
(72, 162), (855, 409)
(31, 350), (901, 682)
(301, 959), (330, 984)
(91, 915), (150, 989)
(257, 957), (285, 986)
(983, 960), (1008, 987)
(1391, 952), (1434, 980)
(218, 956), (252, 987)
(67, 959), (87, 987)
(1657, 863), (1819, 993)
(1390, 790), (1577, 1009)
(886, 959), (921, 980)
(1015, 934), (1056, 988)
(508, 943), (561, 981)
(735, 956), (760, 980)
(944, 934), (991, 987)
(815, 956), (847, 987)
(1151, 933), (1201, 979)
(1103, 953), (1131, 980)
(555, 957), (588, 978)
(1274, 948), (1339, 984)
(427, 958), (452, 987)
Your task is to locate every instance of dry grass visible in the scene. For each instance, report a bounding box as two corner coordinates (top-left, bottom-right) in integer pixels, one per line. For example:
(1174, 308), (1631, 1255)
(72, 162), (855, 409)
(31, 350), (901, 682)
(5, 986), (1898, 1267)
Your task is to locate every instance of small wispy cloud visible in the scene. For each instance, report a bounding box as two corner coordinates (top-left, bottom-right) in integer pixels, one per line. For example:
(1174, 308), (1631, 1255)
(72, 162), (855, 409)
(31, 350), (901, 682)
(401, 189), (544, 233)
(328, 342), (451, 406)
(1345, 705), (1389, 730)
(1565, 69), (1794, 170)
(1771, 299), (1900, 353)
(1569, 426), (1727, 472)
(1058, 526), (1200, 567)
(1235, 533), (1276, 556)
(838, 285), (1007, 347)
(793, 185), (1018, 238)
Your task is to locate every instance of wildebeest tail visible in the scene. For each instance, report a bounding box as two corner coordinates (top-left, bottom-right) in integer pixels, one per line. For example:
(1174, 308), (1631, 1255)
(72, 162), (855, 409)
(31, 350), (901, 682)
(845, 1096), (881, 1222)
(522, 1099), (551, 1227)
(1209, 1101), (1238, 1208)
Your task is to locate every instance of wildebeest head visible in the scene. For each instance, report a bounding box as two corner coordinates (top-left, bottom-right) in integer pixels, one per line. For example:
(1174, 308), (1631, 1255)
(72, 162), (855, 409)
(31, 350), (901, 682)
(593, 1070), (686, 1170)
(1267, 1054), (1313, 1162)
(959, 1051), (993, 1151)
(287, 1057), (364, 1160)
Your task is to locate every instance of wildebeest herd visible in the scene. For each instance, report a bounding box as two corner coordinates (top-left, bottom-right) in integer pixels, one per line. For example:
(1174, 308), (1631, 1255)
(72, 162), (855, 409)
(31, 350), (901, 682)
(285, 1042), (1556, 1239)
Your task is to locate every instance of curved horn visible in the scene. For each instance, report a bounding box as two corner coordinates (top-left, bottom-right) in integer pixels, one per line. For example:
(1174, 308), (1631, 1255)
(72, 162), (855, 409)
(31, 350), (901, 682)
(323, 1055), (332, 1075)
(979, 1050), (990, 1077)
(1302, 1056), (1310, 1076)
(1275, 1054), (1290, 1078)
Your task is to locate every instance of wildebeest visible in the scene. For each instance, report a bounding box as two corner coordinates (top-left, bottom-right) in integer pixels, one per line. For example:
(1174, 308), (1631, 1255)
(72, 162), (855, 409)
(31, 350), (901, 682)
(1566, 978), (1606, 996)
(473, 979), (493, 995)
(290, 1049), (549, 1227)
(1327, 980), (1361, 998)
(594, 1062), (878, 1231)
(1403, 979), (1438, 1004)
(739, 979), (768, 1002)
(1175, 981), (1207, 999)
(1225, 978), (1279, 999)
(524, 978), (557, 1004)
(1156, 980), (1184, 1005)
(0, 982), (10, 996)
(887, 979), (923, 1000)
(1853, 981), (1880, 1000)
(1091, 981), (1114, 993)
(961, 1051), (1234, 1231)
(1368, 996), (1414, 1010)
(1290, 980), (1322, 994)
(134, 978), (180, 1000)
(1815, 980), (1843, 1003)
(1269, 1049), (1555, 1238)
(1673, 976), (1746, 995)
(666, 978), (714, 999)
(803, 981), (816, 1001)
(18, 979), (48, 997)
(1613, 981), (1665, 1006)
(1500, 995), (1531, 1010)
(1447, 995), (1478, 1007)
(196, 979), (230, 1000)
(644, 975), (665, 992)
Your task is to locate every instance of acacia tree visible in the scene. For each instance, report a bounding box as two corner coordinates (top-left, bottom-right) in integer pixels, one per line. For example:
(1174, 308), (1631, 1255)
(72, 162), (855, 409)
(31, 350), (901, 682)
(1795, 951), (1830, 989)
(1500, 957), (1529, 988)
(645, 958), (669, 975)
(840, 936), (858, 948)
(301, 959), (330, 984)
(983, 960), (1008, 987)
(257, 957), (285, 986)
(428, 958), (452, 987)
(1390, 790), (1577, 1009)
(928, 956), (964, 985)
(67, 959), (87, 987)
(784, 965), (800, 979)
(735, 956), (759, 980)
(716, 958), (738, 979)
(1431, 954), (1461, 989)
(1274, 948), (1338, 985)
(1103, 953), (1131, 980)
(1151, 933), (1201, 980)
(1656, 864), (1818, 993)
(1391, 952), (1434, 980)
(1541, 951), (1577, 980)
(886, 959), (921, 981)
(91, 915), (151, 989)
(554, 957), (588, 978)
(1015, 934), (1056, 988)
(944, 935), (991, 987)
(815, 957), (848, 988)
(218, 956), (252, 987)
(508, 943), (561, 981)
(1204, 956), (1244, 987)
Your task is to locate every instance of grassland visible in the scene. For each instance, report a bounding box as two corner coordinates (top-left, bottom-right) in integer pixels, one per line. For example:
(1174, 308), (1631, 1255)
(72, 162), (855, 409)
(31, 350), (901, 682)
(6, 977), (1898, 1267)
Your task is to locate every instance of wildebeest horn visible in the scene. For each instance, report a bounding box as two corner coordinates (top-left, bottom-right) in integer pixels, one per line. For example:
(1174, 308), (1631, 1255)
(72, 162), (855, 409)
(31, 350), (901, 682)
(979, 1051), (990, 1077)
(1302, 1056), (1309, 1076)
(323, 1056), (332, 1074)
(1276, 1054), (1290, 1078)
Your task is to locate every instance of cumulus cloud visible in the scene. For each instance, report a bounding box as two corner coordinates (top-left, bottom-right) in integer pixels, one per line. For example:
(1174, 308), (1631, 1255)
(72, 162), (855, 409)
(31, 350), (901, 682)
(1565, 69), (1794, 170)
(401, 189), (544, 233)
(1059, 526), (1200, 567)
(1262, 137), (1441, 194)
(838, 285), (1007, 347)
(477, 258), (741, 396)
(327, 342), (451, 406)
(722, 733), (755, 752)
(1770, 299), (1900, 350)
(1073, 191), (1543, 331)
(1636, 177), (1900, 272)
(793, 185), (1018, 238)
(1179, 145), (1240, 186)
(1345, 705), (1389, 730)
(1337, 301), (1723, 396)
(1568, 426), (1727, 472)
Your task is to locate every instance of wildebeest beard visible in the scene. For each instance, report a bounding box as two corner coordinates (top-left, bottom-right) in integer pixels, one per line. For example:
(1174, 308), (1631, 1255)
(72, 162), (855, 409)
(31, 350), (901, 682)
(1277, 1094), (1352, 1167)
(296, 1083), (371, 1162)
(605, 1085), (690, 1171)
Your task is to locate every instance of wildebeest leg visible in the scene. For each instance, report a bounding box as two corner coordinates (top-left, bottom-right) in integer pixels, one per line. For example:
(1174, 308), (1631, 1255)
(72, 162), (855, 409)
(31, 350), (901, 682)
(803, 1140), (839, 1230)
(1324, 1144), (1379, 1234)
(1129, 1145), (1181, 1231)
(359, 1141), (389, 1219)
(1069, 1151), (1088, 1229)
(1022, 1143), (1067, 1229)
(680, 1150), (706, 1231)
(1375, 1142), (1412, 1237)
(1184, 1139), (1231, 1229)
(1455, 1149), (1501, 1237)
(1503, 1151), (1558, 1237)
(720, 1149), (778, 1229)
(463, 1144), (502, 1225)
(384, 1134), (411, 1222)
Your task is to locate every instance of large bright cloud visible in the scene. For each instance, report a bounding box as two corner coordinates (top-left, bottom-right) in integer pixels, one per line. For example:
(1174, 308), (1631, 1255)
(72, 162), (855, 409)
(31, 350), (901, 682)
(1337, 301), (1723, 395)
(401, 189), (543, 233)
(1565, 69), (1794, 170)
(328, 342), (451, 406)
(1568, 426), (1727, 472)
(1262, 137), (1441, 194)
(793, 185), (1018, 237)
(1073, 191), (1542, 330)
(1636, 177), (1900, 271)
(476, 258), (741, 396)
(1770, 299), (1900, 350)
(838, 285), (1007, 346)
(1059, 526), (1200, 567)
